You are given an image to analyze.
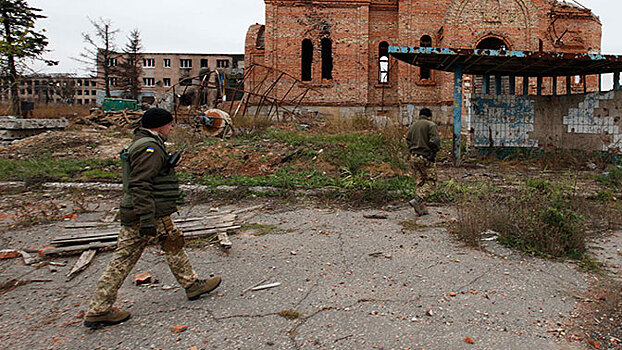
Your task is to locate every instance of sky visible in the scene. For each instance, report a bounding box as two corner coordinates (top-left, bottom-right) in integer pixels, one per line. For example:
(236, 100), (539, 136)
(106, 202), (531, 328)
(26, 0), (622, 82)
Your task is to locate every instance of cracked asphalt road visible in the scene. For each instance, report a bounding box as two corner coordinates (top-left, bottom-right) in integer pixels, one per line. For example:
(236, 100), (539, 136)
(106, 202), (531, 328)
(0, 199), (605, 350)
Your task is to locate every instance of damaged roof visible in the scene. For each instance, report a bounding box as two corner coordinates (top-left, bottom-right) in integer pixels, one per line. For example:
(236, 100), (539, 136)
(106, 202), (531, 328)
(388, 46), (622, 77)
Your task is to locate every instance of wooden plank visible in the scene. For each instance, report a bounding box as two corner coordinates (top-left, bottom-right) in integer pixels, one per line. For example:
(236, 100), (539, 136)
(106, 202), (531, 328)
(40, 242), (116, 256)
(63, 211), (235, 229)
(52, 225), (240, 248)
(182, 225), (241, 239)
(54, 216), (236, 242)
(66, 250), (97, 280)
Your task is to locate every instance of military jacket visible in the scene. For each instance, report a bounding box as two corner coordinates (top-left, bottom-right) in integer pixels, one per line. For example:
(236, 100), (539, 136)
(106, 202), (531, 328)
(120, 128), (180, 225)
(406, 117), (441, 157)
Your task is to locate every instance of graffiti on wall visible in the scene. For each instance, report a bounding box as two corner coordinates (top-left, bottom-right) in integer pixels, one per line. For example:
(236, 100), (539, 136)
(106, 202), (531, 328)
(563, 92), (622, 152)
(468, 95), (538, 148)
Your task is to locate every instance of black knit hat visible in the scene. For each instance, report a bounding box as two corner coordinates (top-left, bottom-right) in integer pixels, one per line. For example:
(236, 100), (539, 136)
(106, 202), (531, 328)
(419, 108), (432, 117)
(142, 108), (173, 129)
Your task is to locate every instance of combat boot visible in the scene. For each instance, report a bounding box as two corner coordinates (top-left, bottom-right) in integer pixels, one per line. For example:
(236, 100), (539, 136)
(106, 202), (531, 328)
(83, 308), (131, 329)
(186, 276), (222, 300)
(409, 196), (429, 216)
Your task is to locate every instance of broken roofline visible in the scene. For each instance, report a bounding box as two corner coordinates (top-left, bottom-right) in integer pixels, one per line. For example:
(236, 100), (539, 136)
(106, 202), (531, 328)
(388, 46), (622, 77)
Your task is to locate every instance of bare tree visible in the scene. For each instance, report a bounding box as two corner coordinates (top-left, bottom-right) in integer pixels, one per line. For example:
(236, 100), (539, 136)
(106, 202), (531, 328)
(77, 17), (120, 98)
(119, 29), (143, 101)
(0, 0), (55, 115)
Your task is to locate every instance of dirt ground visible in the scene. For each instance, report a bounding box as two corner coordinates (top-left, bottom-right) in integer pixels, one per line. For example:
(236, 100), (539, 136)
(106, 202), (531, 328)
(0, 188), (619, 349)
(0, 125), (620, 349)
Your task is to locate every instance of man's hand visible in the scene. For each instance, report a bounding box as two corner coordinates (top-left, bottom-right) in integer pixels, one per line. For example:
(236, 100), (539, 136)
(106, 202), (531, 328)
(139, 224), (158, 237)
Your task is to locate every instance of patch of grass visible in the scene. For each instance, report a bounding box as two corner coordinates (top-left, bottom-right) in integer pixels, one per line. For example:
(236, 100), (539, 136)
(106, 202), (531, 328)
(399, 219), (421, 232)
(81, 169), (118, 180)
(0, 158), (120, 182)
(454, 179), (592, 258)
(597, 165), (622, 188)
(278, 309), (301, 320)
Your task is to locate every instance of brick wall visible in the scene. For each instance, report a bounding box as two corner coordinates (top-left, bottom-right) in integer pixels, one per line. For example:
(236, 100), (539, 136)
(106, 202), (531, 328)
(246, 0), (603, 123)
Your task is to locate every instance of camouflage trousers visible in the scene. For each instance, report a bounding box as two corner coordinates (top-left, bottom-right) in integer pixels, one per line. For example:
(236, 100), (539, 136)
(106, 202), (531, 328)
(86, 216), (198, 316)
(410, 154), (437, 199)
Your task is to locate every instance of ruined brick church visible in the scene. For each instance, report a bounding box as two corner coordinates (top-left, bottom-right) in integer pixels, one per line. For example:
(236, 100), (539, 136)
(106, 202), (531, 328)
(245, 0), (601, 123)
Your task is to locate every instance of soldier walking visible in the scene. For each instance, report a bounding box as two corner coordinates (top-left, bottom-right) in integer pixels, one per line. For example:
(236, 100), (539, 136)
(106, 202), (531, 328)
(84, 108), (221, 329)
(406, 108), (441, 216)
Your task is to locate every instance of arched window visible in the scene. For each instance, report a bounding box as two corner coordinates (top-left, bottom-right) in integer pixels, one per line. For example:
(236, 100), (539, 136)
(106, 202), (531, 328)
(301, 39), (313, 81)
(420, 35), (432, 80)
(476, 37), (507, 50)
(379, 41), (389, 83)
(321, 38), (333, 80)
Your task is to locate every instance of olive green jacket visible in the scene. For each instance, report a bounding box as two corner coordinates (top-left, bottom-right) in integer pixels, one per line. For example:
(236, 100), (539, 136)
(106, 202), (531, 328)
(120, 128), (180, 226)
(406, 116), (441, 158)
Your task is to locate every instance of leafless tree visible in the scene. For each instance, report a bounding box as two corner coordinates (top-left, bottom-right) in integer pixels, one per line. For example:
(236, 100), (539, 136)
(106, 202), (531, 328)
(77, 17), (120, 98)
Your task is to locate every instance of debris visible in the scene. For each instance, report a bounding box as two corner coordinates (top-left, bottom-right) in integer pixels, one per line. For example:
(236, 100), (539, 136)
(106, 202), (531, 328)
(290, 250), (297, 255)
(426, 309), (435, 316)
(465, 336), (475, 344)
(0, 250), (20, 259)
(251, 282), (281, 292)
(133, 272), (154, 285)
(241, 278), (268, 296)
(47, 214), (239, 255)
(217, 232), (232, 249)
(66, 250), (96, 280)
(171, 325), (188, 333)
(449, 292), (457, 297)
(368, 252), (383, 257)
(363, 214), (388, 219)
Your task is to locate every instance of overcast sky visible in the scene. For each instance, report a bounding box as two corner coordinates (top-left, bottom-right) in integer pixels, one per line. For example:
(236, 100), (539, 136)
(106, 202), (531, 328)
(27, 0), (622, 77)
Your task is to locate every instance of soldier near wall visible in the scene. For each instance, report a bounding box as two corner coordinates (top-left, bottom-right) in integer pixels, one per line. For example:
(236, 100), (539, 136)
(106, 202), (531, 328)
(84, 108), (222, 329)
(406, 108), (441, 216)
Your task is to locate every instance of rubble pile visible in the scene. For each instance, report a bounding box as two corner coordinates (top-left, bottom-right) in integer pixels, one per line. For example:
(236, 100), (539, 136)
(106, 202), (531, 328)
(72, 109), (143, 129)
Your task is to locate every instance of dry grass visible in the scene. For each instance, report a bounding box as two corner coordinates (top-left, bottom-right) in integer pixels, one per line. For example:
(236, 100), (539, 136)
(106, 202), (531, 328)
(453, 179), (609, 258)
(0, 102), (92, 119)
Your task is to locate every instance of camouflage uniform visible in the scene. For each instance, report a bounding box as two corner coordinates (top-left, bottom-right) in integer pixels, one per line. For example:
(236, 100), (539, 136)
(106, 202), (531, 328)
(410, 154), (438, 198)
(86, 128), (197, 317)
(406, 114), (441, 200)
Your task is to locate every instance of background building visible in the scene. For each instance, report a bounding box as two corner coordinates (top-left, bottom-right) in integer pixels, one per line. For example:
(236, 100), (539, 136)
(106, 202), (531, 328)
(245, 0), (601, 124)
(97, 52), (244, 108)
(1, 74), (97, 106)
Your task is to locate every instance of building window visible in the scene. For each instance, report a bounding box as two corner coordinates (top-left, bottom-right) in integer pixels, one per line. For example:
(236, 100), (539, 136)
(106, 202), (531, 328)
(107, 77), (117, 86)
(201, 59), (209, 68)
(91, 90), (96, 95)
(77, 80), (82, 87)
(77, 90), (82, 95)
(180, 59), (192, 68)
(92, 99), (97, 104)
(180, 77), (193, 86)
(91, 81), (96, 87)
(143, 77), (155, 87)
(379, 41), (389, 83)
(77, 99), (82, 104)
(163, 78), (171, 87)
(321, 38), (333, 80)
(216, 59), (229, 68)
(301, 39), (313, 81)
(84, 90), (90, 95)
(143, 58), (155, 68)
(108, 58), (117, 67)
(419, 35), (432, 80)
(163, 58), (171, 68)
